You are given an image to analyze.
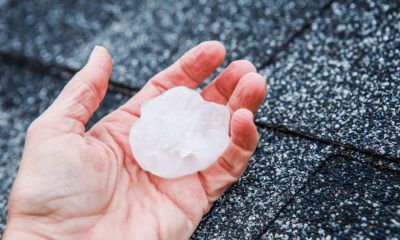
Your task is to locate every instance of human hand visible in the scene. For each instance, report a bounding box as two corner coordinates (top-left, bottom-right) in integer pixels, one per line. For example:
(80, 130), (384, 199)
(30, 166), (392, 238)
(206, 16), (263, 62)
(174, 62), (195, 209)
(4, 41), (266, 240)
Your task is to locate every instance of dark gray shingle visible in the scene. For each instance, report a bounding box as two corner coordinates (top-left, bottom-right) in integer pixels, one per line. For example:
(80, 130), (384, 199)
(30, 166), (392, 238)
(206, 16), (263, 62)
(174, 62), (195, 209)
(256, 0), (400, 159)
(262, 157), (400, 240)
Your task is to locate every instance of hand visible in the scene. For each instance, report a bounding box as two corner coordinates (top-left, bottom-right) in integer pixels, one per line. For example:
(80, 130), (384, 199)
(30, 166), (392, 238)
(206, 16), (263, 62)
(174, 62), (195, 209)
(4, 42), (266, 240)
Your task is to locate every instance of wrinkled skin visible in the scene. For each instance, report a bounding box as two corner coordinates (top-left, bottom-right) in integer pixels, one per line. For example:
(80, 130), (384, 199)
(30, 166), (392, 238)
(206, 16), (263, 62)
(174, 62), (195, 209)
(4, 42), (266, 240)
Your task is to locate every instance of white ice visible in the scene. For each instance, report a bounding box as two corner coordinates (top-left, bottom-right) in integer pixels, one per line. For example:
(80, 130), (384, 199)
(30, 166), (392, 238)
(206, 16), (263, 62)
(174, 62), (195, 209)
(129, 86), (230, 178)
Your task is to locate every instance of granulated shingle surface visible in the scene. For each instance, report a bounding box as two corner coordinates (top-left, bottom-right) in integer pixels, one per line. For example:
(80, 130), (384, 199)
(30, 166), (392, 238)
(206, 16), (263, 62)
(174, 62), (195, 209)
(190, 127), (335, 239)
(0, 0), (330, 88)
(256, 0), (400, 159)
(0, 0), (140, 64)
(1, 0), (400, 239)
(262, 157), (400, 240)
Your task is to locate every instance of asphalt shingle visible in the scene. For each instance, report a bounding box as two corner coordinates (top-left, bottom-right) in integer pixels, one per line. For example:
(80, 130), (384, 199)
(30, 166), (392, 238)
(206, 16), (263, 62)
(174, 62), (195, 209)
(191, 127), (335, 239)
(0, 0), (139, 65)
(1, 0), (400, 239)
(256, 0), (400, 159)
(0, 0), (331, 88)
(262, 157), (400, 240)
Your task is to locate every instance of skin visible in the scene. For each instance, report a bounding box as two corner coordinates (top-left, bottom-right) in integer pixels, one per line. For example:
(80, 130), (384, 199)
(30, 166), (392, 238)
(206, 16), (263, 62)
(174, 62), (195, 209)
(3, 41), (267, 240)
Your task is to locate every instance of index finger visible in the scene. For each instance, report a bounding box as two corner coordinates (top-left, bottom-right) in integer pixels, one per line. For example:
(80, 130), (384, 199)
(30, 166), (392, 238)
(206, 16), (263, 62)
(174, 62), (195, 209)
(118, 41), (226, 117)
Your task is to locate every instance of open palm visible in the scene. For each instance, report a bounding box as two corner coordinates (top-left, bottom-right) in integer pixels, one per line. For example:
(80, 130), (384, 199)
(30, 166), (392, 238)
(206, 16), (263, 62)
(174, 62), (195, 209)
(4, 42), (266, 240)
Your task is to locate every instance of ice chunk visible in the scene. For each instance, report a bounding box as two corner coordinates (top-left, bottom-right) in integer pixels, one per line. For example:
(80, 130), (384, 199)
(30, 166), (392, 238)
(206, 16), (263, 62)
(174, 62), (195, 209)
(129, 86), (230, 178)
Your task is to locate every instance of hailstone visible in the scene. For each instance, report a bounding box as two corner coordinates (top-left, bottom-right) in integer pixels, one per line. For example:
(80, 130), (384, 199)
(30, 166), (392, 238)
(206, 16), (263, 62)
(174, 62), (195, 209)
(129, 86), (230, 178)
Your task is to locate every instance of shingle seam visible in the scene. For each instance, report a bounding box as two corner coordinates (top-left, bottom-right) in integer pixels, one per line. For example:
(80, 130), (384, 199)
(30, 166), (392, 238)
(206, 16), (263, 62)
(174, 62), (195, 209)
(257, 153), (400, 239)
(255, 154), (331, 239)
(254, 123), (400, 162)
(0, 52), (141, 94)
(256, 0), (336, 71)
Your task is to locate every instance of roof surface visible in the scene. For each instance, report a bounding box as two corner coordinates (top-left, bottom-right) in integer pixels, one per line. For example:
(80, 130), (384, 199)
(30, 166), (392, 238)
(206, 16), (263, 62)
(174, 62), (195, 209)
(0, 0), (399, 239)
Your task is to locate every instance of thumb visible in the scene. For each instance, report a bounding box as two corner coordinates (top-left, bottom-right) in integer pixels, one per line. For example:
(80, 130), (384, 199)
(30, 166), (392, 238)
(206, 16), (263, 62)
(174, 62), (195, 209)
(35, 46), (113, 137)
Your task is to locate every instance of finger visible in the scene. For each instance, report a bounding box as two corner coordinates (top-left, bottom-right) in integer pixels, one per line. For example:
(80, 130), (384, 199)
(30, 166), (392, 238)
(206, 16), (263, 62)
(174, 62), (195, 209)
(118, 41), (226, 117)
(34, 46), (112, 136)
(226, 72), (267, 117)
(198, 109), (259, 202)
(200, 60), (256, 104)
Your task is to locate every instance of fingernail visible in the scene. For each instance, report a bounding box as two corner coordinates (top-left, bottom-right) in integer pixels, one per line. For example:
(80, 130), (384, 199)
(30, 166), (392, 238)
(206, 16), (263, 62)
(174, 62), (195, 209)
(89, 45), (100, 62)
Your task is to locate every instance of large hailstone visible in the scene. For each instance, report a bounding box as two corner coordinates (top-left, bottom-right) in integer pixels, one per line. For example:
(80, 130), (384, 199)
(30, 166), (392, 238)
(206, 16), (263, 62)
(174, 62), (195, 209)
(129, 86), (230, 178)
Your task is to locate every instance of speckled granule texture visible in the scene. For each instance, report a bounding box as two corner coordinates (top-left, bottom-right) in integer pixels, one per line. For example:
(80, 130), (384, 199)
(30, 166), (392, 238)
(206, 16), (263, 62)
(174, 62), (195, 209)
(190, 127), (335, 239)
(0, 0), (140, 65)
(1, 0), (400, 239)
(0, 58), (131, 238)
(0, 0), (330, 88)
(255, 0), (400, 159)
(261, 157), (400, 240)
